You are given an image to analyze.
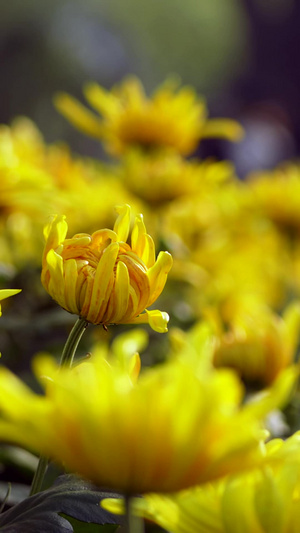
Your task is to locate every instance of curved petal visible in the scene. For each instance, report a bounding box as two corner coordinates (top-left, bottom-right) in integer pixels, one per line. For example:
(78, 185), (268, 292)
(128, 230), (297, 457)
(0, 288), (22, 316)
(131, 214), (156, 268)
(113, 204), (131, 243)
(54, 92), (104, 139)
(42, 215), (68, 267)
(84, 83), (120, 116)
(129, 309), (170, 333)
(147, 251), (173, 306)
(201, 119), (245, 142)
(86, 242), (119, 324)
(118, 254), (150, 317)
(245, 365), (298, 419)
(104, 260), (130, 324)
(46, 249), (65, 307)
(64, 258), (79, 315)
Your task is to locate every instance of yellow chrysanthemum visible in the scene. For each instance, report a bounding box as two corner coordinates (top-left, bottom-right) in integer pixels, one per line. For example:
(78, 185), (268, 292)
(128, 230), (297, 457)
(43, 141), (137, 236)
(0, 351), (295, 494)
(41, 204), (172, 332)
(210, 301), (300, 386)
(0, 118), (58, 217)
(248, 163), (300, 236)
(54, 77), (244, 156)
(162, 176), (287, 322)
(0, 117), (135, 269)
(121, 151), (236, 208)
(116, 431), (300, 533)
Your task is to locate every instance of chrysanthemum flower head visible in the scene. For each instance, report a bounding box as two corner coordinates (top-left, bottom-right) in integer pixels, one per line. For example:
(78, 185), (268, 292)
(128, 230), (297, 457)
(0, 118), (56, 217)
(121, 151), (235, 208)
(41, 204), (172, 332)
(248, 163), (300, 236)
(0, 350), (296, 495)
(54, 77), (244, 156)
(210, 300), (300, 385)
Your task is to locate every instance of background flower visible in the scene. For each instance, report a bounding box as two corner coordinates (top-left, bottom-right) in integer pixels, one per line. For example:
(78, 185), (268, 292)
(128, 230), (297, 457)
(54, 77), (244, 157)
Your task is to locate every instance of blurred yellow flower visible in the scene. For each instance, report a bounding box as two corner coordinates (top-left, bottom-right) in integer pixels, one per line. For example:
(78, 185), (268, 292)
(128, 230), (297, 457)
(210, 301), (300, 386)
(248, 163), (300, 236)
(122, 152), (236, 208)
(54, 77), (244, 156)
(44, 142), (135, 236)
(119, 431), (300, 533)
(0, 118), (58, 217)
(0, 289), (21, 316)
(41, 204), (172, 332)
(0, 117), (134, 269)
(0, 351), (295, 494)
(164, 172), (290, 319)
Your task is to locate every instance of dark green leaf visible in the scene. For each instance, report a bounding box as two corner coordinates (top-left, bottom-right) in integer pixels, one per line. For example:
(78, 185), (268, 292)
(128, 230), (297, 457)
(0, 474), (123, 533)
(60, 515), (119, 533)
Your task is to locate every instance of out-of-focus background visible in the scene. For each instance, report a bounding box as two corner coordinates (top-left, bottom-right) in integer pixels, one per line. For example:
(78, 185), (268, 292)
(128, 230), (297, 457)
(2, 0), (300, 501)
(1, 0), (299, 175)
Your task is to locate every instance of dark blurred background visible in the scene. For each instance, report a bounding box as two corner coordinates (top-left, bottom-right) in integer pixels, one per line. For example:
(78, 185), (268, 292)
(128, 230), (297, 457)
(0, 0), (299, 176)
(0, 0), (300, 494)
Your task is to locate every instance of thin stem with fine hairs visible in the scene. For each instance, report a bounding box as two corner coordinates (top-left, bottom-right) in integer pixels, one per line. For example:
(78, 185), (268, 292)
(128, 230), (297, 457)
(29, 317), (88, 496)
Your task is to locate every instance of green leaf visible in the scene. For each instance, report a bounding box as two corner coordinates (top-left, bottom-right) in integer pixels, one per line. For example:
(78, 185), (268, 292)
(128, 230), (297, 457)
(0, 474), (123, 533)
(60, 515), (119, 533)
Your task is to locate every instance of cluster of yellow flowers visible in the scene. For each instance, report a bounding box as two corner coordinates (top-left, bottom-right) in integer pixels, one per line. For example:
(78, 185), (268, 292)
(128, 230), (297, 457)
(1, 76), (300, 532)
(0, 117), (131, 268)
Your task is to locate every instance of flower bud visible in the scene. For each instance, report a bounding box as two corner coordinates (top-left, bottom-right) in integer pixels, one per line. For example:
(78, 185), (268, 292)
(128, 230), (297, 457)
(41, 204), (172, 332)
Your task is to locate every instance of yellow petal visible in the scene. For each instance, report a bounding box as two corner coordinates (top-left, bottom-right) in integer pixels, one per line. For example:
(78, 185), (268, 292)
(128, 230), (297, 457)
(84, 83), (120, 116)
(63, 259), (79, 315)
(222, 476), (259, 533)
(120, 76), (146, 107)
(254, 470), (284, 533)
(245, 365), (299, 419)
(0, 289), (21, 301)
(118, 254), (150, 317)
(111, 328), (148, 360)
(91, 229), (118, 248)
(113, 204), (131, 242)
(201, 118), (245, 142)
(131, 215), (156, 268)
(128, 353), (141, 382)
(42, 215), (68, 267)
(147, 251), (173, 307)
(54, 93), (104, 139)
(130, 309), (170, 333)
(86, 242), (119, 324)
(46, 249), (65, 306)
(131, 214), (146, 256)
(0, 288), (21, 315)
(105, 260), (130, 323)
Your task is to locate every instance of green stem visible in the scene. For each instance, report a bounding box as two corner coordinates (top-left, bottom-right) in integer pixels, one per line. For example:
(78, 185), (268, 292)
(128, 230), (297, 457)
(29, 456), (49, 497)
(124, 495), (144, 533)
(29, 317), (88, 496)
(59, 317), (89, 368)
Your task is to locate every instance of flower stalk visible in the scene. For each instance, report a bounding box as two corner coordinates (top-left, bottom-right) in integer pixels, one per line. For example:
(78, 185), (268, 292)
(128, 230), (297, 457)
(124, 495), (144, 533)
(60, 317), (89, 368)
(29, 317), (88, 496)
